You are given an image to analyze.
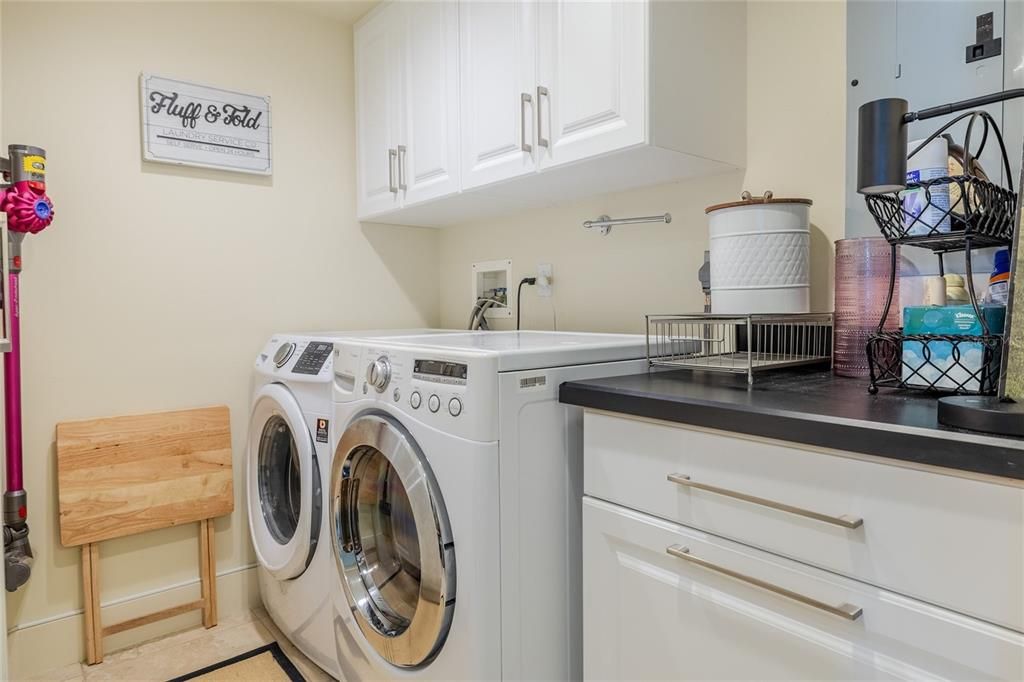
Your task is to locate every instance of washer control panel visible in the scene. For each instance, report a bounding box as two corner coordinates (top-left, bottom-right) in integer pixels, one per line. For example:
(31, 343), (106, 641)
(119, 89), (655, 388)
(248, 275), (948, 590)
(366, 356), (392, 392)
(413, 359), (468, 386)
(351, 343), (501, 442)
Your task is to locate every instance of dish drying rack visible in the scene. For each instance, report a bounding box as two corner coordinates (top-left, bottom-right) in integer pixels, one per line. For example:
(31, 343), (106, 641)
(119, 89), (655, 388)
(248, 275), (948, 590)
(646, 313), (834, 384)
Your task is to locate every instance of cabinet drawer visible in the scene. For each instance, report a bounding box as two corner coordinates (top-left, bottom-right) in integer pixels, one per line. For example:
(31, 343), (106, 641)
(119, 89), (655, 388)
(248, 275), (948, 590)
(583, 411), (1024, 632)
(584, 497), (1024, 681)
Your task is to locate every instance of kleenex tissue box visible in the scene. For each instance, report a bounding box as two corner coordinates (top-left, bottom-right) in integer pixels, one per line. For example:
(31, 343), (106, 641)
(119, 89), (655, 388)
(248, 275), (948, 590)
(902, 305), (1005, 390)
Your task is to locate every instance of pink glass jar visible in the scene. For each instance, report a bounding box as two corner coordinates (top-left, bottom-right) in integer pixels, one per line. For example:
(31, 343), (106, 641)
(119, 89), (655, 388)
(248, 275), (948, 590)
(834, 237), (900, 377)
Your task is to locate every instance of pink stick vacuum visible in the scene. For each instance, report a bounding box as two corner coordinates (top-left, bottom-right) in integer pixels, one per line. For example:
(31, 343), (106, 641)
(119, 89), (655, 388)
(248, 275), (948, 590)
(4, 271), (21, 492)
(1, 144), (53, 592)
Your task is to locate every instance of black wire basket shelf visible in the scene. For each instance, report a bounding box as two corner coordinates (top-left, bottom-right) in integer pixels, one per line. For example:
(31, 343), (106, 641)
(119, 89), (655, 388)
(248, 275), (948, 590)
(866, 331), (1003, 395)
(863, 174), (1017, 253)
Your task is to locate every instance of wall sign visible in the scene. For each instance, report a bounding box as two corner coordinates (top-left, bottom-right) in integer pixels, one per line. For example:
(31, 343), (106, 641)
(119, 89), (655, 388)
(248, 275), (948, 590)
(140, 73), (272, 175)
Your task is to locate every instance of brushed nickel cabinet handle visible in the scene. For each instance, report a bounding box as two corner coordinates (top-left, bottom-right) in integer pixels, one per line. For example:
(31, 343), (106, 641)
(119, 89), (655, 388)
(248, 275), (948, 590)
(520, 93), (533, 153)
(537, 85), (549, 148)
(667, 473), (863, 529)
(666, 544), (863, 621)
(387, 148), (398, 194)
(397, 145), (407, 191)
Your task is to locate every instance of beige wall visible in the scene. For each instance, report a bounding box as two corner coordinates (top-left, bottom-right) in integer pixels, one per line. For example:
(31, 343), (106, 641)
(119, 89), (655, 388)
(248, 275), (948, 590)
(2, 2), (438, 676)
(440, 0), (846, 331)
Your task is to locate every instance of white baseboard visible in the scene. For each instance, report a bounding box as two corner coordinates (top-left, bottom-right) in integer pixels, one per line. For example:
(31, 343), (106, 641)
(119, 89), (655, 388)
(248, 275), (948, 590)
(6, 564), (260, 680)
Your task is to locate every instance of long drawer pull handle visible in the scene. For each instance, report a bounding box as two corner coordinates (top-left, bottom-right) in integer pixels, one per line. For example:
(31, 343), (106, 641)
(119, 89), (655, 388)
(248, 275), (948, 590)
(667, 473), (863, 529)
(666, 544), (863, 621)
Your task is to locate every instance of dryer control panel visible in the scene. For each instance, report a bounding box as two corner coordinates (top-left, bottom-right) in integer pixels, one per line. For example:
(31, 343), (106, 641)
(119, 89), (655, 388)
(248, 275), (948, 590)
(255, 336), (335, 381)
(293, 341), (334, 375)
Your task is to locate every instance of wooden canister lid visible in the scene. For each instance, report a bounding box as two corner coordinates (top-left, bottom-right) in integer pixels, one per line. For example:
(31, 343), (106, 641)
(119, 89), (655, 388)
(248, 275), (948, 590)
(705, 190), (813, 214)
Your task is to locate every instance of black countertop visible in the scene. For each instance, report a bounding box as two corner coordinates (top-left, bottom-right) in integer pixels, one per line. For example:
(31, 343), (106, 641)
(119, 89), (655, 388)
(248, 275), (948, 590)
(559, 367), (1024, 480)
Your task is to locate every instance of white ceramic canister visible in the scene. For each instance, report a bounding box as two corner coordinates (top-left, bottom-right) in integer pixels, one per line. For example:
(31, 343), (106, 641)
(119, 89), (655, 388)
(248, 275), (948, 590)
(706, 191), (812, 314)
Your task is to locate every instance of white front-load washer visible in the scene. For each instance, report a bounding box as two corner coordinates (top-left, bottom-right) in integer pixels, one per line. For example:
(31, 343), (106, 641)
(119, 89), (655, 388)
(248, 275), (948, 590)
(328, 331), (647, 681)
(248, 330), (460, 680)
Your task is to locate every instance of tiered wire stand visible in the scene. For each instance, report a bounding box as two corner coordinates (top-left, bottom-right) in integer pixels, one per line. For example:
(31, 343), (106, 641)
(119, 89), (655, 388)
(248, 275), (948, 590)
(863, 110), (1018, 395)
(646, 313), (834, 385)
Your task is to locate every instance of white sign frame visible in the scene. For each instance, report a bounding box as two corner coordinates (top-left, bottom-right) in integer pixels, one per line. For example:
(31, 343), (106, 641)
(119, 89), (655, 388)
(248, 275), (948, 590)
(140, 73), (272, 176)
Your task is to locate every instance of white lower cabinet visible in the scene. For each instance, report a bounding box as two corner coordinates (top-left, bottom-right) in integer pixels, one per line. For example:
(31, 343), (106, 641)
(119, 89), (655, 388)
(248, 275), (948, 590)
(583, 412), (1024, 632)
(584, 497), (1024, 681)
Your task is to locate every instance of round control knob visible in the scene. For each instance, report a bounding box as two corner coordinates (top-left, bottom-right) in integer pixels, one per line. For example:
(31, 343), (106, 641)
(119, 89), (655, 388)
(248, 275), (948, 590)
(448, 398), (463, 417)
(410, 391), (422, 409)
(393, 387), (402, 403)
(273, 342), (296, 368)
(428, 394), (441, 413)
(366, 356), (392, 392)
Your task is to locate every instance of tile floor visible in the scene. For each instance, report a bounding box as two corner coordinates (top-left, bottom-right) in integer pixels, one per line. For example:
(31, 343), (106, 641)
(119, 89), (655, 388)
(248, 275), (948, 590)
(24, 608), (331, 682)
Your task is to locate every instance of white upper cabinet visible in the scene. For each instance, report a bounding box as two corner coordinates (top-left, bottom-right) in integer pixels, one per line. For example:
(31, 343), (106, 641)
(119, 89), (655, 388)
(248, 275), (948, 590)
(354, 0), (746, 226)
(536, 0), (646, 169)
(355, 3), (404, 218)
(356, 2), (460, 218)
(401, 1), (461, 206)
(459, 0), (538, 190)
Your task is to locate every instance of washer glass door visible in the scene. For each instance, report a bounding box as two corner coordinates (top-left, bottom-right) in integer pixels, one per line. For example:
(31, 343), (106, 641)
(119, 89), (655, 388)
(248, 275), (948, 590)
(331, 413), (455, 669)
(247, 383), (321, 581)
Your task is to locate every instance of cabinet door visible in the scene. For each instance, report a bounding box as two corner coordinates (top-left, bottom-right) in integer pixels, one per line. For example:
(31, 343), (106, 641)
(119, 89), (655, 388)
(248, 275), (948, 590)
(355, 5), (404, 219)
(459, 0), (538, 190)
(536, 0), (647, 169)
(399, 1), (460, 206)
(583, 497), (1024, 681)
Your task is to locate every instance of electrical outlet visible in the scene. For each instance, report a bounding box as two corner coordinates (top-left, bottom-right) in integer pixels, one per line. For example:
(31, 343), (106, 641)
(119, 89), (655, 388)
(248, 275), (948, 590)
(537, 263), (553, 297)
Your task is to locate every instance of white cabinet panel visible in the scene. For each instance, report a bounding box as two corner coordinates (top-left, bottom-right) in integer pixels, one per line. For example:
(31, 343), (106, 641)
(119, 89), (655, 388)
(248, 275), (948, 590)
(459, 0), (538, 189)
(401, 1), (460, 206)
(356, 0), (743, 226)
(583, 411), (1024, 633)
(355, 5), (403, 218)
(584, 497), (1024, 681)
(537, 0), (646, 168)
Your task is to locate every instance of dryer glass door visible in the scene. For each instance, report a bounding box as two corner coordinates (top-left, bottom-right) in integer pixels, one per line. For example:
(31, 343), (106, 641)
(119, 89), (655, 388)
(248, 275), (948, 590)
(247, 383), (321, 581)
(331, 413), (455, 669)
(259, 414), (302, 544)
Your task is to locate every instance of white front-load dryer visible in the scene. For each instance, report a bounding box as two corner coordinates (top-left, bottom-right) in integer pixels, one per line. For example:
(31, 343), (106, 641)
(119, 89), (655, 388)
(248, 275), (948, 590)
(248, 335), (340, 679)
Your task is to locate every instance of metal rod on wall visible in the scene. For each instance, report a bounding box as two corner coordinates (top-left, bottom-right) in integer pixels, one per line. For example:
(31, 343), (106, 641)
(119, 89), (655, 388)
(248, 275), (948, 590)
(583, 213), (672, 236)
